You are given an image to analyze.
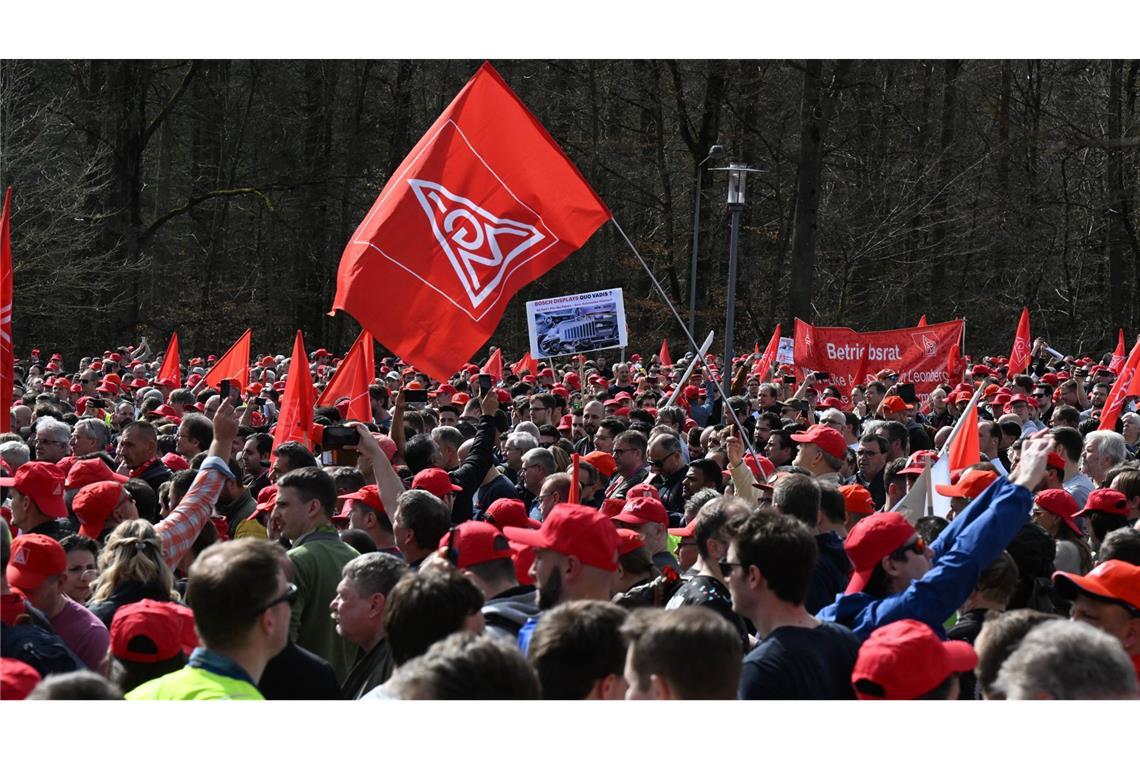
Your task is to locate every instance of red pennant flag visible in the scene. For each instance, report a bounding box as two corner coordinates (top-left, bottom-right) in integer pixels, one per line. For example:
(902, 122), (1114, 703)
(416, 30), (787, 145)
(156, 332), (181, 389)
(481, 347), (503, 382)
(752, 324), (781, 380)
(330, 62), (611, 382)
(659, 339), (672, 367)
(1007, 308), (1032, 376)
(946, 342), (965, 383)
(1099, 337), (1140, 431)
(316, 330), (375, 422)
(917, 314), (927, 327)
(948, 401), (981, 472)
(1109, 329), (1126, 374)
(272, 331), (316, 453)
(1, 188), (13, 434)
(510, 351), (538, 378)
(202, 328), (251, 390)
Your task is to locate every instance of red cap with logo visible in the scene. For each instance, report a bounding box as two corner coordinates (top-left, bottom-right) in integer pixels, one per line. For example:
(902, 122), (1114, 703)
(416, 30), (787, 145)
(851, 619), (978, 700)
(502, 503), (619, 572)
(111, 599), (199, 664)
(625, 483), (660, 501)
(935, 468), (998, 500)
(410, 468), (463, 498)
(842, 512), (916, 594)
(790, 424), (848, 460)
(6, 462), (68, 519)
(73, 481), (126, 539)
(612, 496), (668, 528)
(6, 534), (67, 593)
(438, 522), (514, 569)
(1073, 488), (1128, 518)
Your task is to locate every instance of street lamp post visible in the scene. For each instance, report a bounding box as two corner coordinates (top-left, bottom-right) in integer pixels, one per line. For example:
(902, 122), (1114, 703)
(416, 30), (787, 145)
(711, 162), (760, 367)
(687, 144), (724, 339)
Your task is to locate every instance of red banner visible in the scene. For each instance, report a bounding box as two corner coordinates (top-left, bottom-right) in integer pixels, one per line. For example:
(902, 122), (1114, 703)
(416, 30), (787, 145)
(331, 62), (611, 382)
(793, 318), (965, 403)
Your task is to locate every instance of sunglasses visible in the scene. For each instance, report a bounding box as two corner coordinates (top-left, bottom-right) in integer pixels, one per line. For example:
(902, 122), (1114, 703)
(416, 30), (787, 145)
(256, 583), (298, 615)
(890, 536), (926, 561)
(718, 560), (745, 576)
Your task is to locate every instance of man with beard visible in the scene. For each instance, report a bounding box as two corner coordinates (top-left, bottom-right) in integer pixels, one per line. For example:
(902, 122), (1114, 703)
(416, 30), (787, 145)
(574, 401), (605, 455)
(502, 504), (619, 653)
(214, 458), (267, 540)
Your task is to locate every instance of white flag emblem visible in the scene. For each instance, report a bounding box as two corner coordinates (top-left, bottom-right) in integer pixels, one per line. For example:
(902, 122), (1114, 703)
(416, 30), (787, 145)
(409, 179), (546, 310)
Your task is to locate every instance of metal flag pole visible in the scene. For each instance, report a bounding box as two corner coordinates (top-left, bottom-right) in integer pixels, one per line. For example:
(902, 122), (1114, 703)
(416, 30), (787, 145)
(610, 219), (758, 457)
(665, 331), (716, 407)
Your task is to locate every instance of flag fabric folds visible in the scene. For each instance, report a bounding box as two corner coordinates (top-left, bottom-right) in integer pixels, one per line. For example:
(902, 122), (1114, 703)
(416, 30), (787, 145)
(1099, 336), (1140, 431)
(331, 61), (611, 382)
(659, 339), (672, 367)
(1007, 308), (1032, 376)
(510, 351), (538, 378)
(481, 348), (504, 382)
(1, 188), (13, 434)
(156, 332), (181, 389)
(202, 328), (251, 390)
(272, 331), (316, 454)
(1108, 329), (1126, 375)
(753, 324), (781, 380)
(316, 330), (375, 422)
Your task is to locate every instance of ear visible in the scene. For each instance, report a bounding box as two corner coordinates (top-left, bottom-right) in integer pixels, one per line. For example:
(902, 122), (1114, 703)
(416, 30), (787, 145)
(564, 554), (582, 582)
(369, 592), (386, 620)
(648, 673), (672, 700)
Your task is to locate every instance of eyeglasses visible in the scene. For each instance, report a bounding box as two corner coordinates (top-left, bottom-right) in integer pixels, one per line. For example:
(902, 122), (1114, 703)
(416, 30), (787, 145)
(718, 560), (745, 577)
(889, 536), (926, 561)
(256, 583), (298, 615)
(613, 448), (634, 456)
(648, 454), (674, 468)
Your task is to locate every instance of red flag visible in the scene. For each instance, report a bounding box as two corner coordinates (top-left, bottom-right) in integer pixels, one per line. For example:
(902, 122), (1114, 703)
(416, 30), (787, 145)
(752, 324), (781, 380)
(917, 314), (927, 327)
(272, 331), (316, 453)
(659, 339), (672, 367)
(946, 342), (965, 383)
(1, 188), (13, 434)
(481, 347), (503, 382)
(1109, 329), (1126, 374)
(948, 401), (981, 472)
(330, 62), (611, 382)
(316, 330), (375, 422)
(510, 351), (538, 378)
(202, 328), (251, 390)
(1099, 337), (1140, 431)
(156, 332), (181, 389)
(1007, 308), (1031, 376)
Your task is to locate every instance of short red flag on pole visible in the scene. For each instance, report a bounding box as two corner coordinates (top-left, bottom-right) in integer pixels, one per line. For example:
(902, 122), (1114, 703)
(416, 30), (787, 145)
(510, 351), (538, 378)
(481, 347), (503, 382)
(753, 324), (781, 380)
(202, 328), (251, 390)
(917, 314), (927, 327)
(1099, 337), (1140, 431)
(948, 401), (981, 472)
(155, 332), (181, 389)
(272, 331), (316, 454)
(1, 188), (14, 434)
(659, 339), (672, 367)
(1007, 308), (1032, 376)
(331, 62), (611, 382)
(316, 330), (375, 422)
(1108, 329), (1126, 375)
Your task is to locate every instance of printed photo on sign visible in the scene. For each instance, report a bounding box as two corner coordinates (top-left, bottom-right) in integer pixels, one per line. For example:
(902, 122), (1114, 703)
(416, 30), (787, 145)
(527, 288), (628, 359)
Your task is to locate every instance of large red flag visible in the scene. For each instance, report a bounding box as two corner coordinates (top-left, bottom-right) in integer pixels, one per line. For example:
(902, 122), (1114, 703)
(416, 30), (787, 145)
(1, 188), (13, 434)
(331, 62), (611, 382)
(659, 339), (672, 367)
(202, 328), (251, 390)
(753, 324), (781, 380)
(1007, 308), (1032, 376)
(316, 330), (374, 422)
(1109, 329), (1126, 374)
(948, 401), (981, 472)
(273, 331), (316, 453)
(510, 351), (538, 378)
(1099, 337), (1140, 431)
(155, 332), (181, 389)
(481, 347), (503, 382)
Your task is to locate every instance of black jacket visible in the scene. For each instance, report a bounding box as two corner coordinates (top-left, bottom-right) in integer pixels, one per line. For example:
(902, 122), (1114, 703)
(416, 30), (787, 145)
(447, 415), (497, 524)
(88, 580), (177, 628)
(805, 531), (853, 615)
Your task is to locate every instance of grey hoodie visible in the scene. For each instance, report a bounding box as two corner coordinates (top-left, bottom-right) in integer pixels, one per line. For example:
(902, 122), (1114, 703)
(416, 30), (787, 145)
(482, 586), (539, 640)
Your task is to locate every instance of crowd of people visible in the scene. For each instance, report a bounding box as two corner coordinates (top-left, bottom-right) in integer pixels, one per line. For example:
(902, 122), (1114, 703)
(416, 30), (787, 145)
(1, 333), (1138, 701)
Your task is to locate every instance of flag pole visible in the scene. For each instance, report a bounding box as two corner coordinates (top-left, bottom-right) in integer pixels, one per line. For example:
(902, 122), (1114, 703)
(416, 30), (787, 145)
(611, 219), (757, 457)
(665, 331), (716, 407)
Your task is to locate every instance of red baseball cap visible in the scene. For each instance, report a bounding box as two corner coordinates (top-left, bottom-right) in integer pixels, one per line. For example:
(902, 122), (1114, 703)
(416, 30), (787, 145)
(111, 599), (198, 664)
(64, 458), (128, 491)
(1033, 489), (1081, 535)
(880, 396), (909, 414)
(898, 450), (938, 477)
(600, 498), (626, 518)
(817, 397), (844, 410)
(429, 383), (457, 397)
(616, 527), (646, 555)
(791, 424), (848, 460)
(843, 512), (917, 594)
(438, 522), (513, 569)
(502, 503), (619, 572)
(452, 392), (471, 406)
(851, 619), (977, 700)
(0, 658), (42, 700)
(162, 452), (190, 472)
(1074, 488), (1128, 518)
(613, 392), (632, 403)
(935, 469), (998, 500)
(6, 534), (67, 593)
(1046, 451), (1067, 471)
(73, 481), (126, 539)
(343, 484), (384, 515)
(9, 461), (68, 519)
(484, 498), (541, 530)
(410, 468), (463, 498)
(683, 385), (700, 400)
(742, 453), (775, 482)
(1052, 560), (1140, 611)
(557, 414), (573, 432)
(839, 484), (876, 516)
(668, 520), (698, 538)
(581, 451), (616, 479)
(612, 496), (668, 528)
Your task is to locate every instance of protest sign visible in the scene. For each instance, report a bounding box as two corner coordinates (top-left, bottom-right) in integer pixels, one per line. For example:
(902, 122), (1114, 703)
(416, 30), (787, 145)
(526, 288), (628, 359)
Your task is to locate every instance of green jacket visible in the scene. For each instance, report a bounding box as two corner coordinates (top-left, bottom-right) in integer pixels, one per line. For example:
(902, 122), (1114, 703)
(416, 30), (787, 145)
(287, 524), (360, 682)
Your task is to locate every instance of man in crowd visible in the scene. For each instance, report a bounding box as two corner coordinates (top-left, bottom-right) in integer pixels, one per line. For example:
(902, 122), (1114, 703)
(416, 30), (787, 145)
(606, 430), (650, 499)
(331, 552), (408, 698)
(621, 607), (741, 699)
(5, 462), (71, 542)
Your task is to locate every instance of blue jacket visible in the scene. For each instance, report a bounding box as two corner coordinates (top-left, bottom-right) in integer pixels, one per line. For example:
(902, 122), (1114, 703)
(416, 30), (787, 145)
(817, 477), (1031, 641)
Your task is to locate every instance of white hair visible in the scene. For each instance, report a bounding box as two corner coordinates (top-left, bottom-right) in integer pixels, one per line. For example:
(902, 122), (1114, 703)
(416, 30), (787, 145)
(506, 431), (538, 452)
(0, 440), (31, 470)
(33, 416), (71, 442)
(994, 619), (1137, 700)
(1085, 430), (1127, 467)
(513, 422), (540, 439)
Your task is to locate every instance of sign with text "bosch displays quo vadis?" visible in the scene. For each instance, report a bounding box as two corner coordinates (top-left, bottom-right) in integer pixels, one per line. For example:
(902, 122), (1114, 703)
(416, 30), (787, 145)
(793, 318), (965, 404)
(330, 62), (611, 382)
(526, 288), (628, 360)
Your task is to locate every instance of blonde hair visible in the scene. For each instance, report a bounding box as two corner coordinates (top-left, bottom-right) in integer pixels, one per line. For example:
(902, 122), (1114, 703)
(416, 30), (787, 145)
(548, 445), (571, 472)
(89, 519), (179, 604)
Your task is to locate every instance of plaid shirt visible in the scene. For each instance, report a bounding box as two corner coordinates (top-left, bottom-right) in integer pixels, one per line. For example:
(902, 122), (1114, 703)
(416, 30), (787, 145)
(158, 456), (232, 569)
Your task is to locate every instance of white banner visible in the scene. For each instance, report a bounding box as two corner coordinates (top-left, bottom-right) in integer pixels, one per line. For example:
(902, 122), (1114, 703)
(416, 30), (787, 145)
(526, 288), (628, 359)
